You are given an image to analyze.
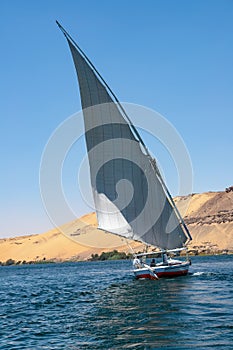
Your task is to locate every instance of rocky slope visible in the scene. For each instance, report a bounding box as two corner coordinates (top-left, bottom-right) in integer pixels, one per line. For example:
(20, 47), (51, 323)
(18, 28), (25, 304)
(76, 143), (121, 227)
(175, 191), (233, 254)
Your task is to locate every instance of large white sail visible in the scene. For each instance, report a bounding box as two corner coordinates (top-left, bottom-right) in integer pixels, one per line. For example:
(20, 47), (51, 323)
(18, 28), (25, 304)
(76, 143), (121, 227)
(58, 23), (192, 250)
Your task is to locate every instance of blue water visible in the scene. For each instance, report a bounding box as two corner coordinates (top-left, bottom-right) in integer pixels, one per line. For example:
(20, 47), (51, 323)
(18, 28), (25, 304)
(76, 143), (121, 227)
(0, 255), (232, 349)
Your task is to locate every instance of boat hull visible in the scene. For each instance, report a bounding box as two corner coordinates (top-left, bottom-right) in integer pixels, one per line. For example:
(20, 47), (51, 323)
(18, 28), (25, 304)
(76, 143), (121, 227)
(133, 261), (190, 280)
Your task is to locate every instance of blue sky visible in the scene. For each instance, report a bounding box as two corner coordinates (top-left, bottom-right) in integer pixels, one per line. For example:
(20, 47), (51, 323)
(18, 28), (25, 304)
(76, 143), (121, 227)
(1, 0), (233, 237)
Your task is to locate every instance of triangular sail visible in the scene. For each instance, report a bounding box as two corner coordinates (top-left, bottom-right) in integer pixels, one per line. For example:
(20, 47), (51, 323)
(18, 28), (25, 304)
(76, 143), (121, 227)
(57, 23), (192, 250)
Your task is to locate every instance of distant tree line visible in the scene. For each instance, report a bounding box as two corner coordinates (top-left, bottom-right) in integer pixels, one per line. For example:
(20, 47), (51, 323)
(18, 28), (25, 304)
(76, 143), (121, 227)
(89, 250), (133, 261)
(0, 251), (134, 266)
(0, 257), (49, 266)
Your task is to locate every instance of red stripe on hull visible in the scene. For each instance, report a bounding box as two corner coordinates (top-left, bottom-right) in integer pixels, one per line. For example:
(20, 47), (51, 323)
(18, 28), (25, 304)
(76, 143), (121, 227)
(135, 269), (188, 280)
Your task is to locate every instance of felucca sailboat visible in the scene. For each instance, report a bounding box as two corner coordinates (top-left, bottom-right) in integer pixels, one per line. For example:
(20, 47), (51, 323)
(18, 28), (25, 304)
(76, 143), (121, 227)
(57, 22), (192, 280)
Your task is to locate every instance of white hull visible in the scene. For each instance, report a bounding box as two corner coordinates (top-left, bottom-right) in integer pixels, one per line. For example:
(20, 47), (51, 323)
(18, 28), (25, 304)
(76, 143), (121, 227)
(133, 261), (190, 280)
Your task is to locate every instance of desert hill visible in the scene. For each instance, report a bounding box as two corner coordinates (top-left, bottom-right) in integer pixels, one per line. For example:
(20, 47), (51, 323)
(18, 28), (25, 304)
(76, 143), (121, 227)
(0, 190), (233, 263)
(174, 190), (233, 253)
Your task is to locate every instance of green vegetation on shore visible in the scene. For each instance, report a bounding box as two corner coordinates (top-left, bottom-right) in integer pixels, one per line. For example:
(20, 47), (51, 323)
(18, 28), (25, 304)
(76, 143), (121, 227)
(89, 250), (133, 261)
(0, 257), (51, 266)
(0, 250), (133, 266)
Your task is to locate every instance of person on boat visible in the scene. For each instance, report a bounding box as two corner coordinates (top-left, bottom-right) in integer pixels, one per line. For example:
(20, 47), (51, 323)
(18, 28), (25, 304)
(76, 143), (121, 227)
(162, 253), (168, 265)
(150, 258), (156, 267)
(133, 256), (141, 269)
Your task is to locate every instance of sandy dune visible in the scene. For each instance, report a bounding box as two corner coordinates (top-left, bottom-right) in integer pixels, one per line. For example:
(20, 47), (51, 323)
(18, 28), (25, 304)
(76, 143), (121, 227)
(0, 191), (232, 263)
(0, 217), (143, 263)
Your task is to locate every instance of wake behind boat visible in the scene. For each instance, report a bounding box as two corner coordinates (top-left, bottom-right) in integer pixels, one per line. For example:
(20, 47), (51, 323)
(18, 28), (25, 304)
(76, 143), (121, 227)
(57, 22), (192, 280)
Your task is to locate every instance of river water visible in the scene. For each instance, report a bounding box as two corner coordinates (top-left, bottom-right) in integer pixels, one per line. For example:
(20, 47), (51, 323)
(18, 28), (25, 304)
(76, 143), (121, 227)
(0, 255), (232, 349)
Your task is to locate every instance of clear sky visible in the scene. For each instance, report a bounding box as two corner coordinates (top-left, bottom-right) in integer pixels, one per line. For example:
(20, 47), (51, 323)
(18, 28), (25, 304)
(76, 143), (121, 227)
(1, 0), (233, 237)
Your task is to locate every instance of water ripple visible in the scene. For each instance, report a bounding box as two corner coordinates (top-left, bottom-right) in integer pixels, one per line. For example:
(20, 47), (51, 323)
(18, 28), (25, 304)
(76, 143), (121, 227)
(0, 257), (233, 349)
